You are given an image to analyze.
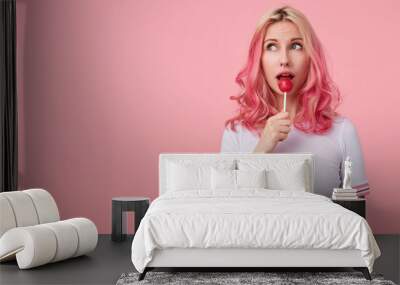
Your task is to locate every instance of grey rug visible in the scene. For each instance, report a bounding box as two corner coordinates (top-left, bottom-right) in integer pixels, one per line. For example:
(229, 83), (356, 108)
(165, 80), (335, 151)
(116, 271), (397, 285)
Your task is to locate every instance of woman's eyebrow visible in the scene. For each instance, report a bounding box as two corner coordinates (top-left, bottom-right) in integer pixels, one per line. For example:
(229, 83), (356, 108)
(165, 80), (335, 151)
(263, 37), (303, 43)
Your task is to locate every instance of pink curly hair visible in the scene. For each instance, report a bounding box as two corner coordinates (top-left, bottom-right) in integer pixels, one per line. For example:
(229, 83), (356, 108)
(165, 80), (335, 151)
(225, 6), (341, 135)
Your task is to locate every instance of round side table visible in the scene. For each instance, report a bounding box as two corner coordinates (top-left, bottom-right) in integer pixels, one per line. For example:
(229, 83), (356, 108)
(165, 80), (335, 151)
(111, 197), (150, 242)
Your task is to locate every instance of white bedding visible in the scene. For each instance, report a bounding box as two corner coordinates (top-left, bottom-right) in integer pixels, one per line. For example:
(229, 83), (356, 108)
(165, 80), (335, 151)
(131, 189), (380, 273)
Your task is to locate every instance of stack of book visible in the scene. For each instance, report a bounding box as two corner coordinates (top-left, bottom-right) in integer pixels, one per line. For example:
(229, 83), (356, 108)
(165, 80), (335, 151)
(332, 188), (369, 200)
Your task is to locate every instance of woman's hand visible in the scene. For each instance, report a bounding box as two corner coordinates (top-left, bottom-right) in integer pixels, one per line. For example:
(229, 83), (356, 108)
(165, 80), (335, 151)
(253, 112), (292, 153)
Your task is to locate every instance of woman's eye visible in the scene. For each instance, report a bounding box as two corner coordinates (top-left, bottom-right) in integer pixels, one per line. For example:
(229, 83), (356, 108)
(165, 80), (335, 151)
(266, 44), (277, 51)
(265, 43), (302, 51)
(292, 42), (303, 50)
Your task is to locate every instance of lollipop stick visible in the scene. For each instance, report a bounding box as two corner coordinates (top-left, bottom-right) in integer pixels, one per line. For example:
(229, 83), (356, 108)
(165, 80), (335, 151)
(283, 92), (287, 112)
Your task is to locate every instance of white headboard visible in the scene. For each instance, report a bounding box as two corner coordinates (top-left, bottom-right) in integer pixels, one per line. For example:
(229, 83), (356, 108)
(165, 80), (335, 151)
(159, 153), (314, 195)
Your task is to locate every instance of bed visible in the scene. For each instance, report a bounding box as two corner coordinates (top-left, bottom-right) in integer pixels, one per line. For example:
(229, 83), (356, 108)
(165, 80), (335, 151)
(131, 153), (381, 281)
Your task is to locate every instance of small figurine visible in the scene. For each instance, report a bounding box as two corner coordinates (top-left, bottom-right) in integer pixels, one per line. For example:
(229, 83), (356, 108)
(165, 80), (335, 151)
(342, 156), (352, 190)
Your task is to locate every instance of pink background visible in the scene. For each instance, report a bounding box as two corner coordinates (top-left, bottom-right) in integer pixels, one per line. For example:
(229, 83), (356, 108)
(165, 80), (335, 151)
(16, 0), (400, 234)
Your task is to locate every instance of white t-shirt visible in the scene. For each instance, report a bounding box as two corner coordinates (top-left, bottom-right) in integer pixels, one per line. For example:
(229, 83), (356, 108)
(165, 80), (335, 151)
(220, 116), (369, 197)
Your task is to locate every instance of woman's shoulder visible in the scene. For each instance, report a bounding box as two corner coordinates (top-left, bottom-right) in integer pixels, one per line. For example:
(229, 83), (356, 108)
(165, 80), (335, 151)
(329, 115), (360, 142)
(221, 122), (259, 153)
(333, 114), (352, 125)
(223, 123), (258, 137)
(331, 115), (357, 132)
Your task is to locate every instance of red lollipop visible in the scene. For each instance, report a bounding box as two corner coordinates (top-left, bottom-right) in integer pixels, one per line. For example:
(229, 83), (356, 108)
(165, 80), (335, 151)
(278, 78), (293, 112)
(278, 78), (293, 93)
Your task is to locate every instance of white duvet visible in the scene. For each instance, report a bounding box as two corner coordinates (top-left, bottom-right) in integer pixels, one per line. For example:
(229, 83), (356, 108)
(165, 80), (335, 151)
(131, 189), (380, 273)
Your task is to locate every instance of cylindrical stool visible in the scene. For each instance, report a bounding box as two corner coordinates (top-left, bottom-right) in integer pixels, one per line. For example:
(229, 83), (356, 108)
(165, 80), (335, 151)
(111, 197), (149, 242)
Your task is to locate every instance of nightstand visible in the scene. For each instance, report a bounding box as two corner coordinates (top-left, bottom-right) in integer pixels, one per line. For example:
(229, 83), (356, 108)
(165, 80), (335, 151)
(332, 199), (366, 218)
(111, 197), (150, 242)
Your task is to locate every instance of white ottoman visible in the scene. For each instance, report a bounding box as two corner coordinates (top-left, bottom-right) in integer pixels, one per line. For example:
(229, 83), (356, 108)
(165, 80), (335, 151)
(0, 189), (98, 269)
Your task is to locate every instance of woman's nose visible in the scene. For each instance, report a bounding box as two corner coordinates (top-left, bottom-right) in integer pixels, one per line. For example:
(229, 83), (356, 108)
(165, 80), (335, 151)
(280, 51), (290, 67)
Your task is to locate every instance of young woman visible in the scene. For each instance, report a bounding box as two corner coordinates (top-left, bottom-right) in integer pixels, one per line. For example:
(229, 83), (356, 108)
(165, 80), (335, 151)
(220, 6), (369, 198)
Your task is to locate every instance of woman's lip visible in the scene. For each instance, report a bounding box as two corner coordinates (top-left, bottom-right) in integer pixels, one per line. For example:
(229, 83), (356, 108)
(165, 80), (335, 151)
(276, 72), (295, 79)
(276, 74), (295, 79)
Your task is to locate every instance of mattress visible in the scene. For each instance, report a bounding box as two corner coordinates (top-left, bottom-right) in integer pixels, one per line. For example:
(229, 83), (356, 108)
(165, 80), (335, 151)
(131, 189), (381, 273)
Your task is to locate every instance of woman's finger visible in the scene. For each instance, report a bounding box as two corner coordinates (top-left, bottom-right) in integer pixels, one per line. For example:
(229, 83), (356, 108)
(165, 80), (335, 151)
(278, 132), (288, 141)
(277, 119), (291, 126)
(279, 126), (291, 133)
(272, 112), (290, 120)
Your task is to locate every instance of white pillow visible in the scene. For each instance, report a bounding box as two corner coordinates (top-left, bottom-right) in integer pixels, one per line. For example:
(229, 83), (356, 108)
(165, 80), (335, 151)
(267, 163), (306, 191)
(166, 160), (235, 191)
(211, 168), (236, 189)
(237, 169), (267, 189)
(238, 159), (308, 192)
(167, 162), (209, 191)
(211, 168), (268, 190)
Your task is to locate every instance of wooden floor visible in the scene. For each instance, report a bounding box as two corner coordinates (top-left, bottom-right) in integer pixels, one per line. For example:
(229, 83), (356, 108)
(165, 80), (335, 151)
(0, 235), (398, 285)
